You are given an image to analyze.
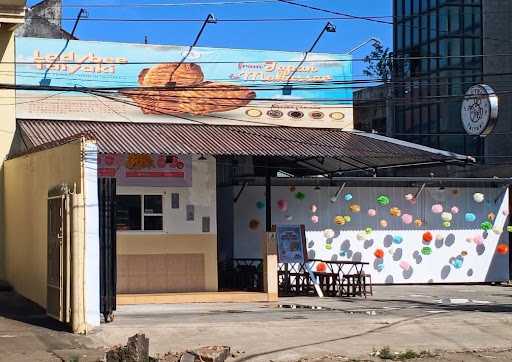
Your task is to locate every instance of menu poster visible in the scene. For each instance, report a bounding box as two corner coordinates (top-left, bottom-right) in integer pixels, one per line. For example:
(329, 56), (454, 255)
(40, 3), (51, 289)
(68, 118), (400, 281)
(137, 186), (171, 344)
(275, 224), (307, 264)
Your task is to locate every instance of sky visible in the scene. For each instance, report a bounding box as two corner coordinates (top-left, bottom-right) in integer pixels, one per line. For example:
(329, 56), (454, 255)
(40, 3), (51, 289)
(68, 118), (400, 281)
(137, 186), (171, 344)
(27, 0), (392, 78)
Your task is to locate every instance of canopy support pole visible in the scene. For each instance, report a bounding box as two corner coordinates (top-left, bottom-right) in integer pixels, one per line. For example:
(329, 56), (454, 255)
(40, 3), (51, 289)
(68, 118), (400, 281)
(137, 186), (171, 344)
(265, 159), (272, 232)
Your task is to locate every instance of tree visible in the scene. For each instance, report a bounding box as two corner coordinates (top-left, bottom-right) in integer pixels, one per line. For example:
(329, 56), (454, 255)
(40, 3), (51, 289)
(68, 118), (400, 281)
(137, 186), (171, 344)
(363, 42), (393, 82)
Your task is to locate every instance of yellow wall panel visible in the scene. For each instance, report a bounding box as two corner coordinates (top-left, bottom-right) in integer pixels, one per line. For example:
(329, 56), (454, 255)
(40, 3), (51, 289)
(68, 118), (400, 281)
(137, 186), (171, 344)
(4, 140), (83, 307)
(117, 233), (218, 292)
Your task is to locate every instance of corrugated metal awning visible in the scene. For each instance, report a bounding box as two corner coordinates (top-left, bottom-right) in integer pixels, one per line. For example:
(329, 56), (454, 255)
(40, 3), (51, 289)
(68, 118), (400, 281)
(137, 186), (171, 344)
(16, 119), (473, 172)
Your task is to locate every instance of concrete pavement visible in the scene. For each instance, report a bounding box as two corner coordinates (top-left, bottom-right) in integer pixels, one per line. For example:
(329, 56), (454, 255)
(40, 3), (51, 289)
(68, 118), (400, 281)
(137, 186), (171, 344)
(1, 285), (512, 361)
(95, 285), (512, 361)
(0, 290), (104, 361)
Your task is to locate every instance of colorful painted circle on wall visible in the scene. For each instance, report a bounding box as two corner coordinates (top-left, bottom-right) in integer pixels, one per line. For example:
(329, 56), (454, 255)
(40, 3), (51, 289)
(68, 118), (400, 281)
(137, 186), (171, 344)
(493, 226), (503, 235)
(349, 203), (361, 213)
(249, 219), (260, 230)
(465, 213), (477, 222)
(421, 246), (432, 256)
(431, 204), (443, 214)
(295, 192), (306, 200)
(401, 214), (413, 224)
(390, 207), (401, 217)
(473, 193), (485, 203)
(374, 249), (385, 259)
(451, 257), (464, 269)
(497, 243), (509, 255)
(377, 195), (390, 206)
(334, 216), (346, 225)
(277, 199), (288, 212)
(473, 234), (484, 245)
(399, 261), (411, 271)
(324, 229), (335, 239)
(392, 235), (403, 244)
(316, 262), (327, 272)
(422, 232), (433, 243)
(481, 221), (492, 231)
(441, 212), (453, 222)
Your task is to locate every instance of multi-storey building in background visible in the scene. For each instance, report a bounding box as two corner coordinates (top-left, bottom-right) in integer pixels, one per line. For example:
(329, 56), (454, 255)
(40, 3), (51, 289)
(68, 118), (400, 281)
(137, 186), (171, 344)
(391, 0), (512, 177)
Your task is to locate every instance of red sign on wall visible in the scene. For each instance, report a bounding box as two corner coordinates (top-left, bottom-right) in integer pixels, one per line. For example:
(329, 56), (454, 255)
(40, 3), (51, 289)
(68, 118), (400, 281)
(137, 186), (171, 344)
(98, 153), (192, 187)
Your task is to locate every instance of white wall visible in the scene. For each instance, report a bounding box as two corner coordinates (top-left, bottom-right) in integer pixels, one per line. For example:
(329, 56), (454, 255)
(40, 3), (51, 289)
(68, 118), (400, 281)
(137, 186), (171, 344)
(234, 185), (510, 284)
(84, 142), (100, 327)
(117, 156), (217, 235)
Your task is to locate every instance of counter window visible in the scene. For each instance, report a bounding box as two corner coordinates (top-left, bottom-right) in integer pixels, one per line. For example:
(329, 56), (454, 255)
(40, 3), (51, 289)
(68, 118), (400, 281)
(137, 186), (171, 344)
(116, 194), (163, 231)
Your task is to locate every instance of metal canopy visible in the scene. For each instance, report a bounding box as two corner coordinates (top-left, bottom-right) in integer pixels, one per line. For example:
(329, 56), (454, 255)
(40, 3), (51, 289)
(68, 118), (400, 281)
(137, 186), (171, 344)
(17, 119), (474, 173)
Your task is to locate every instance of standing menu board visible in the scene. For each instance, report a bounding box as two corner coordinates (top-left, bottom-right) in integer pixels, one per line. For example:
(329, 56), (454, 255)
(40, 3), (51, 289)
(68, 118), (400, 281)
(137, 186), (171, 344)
(275, 224), (307, 264)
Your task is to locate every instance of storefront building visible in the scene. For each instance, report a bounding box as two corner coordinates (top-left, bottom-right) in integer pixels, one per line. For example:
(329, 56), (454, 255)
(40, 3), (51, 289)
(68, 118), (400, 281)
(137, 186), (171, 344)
(2, 35), (510, 332)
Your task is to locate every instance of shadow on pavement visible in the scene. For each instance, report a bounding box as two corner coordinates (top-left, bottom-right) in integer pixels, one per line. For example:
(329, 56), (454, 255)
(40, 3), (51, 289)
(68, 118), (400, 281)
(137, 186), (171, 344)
(0, 289), (70, 332)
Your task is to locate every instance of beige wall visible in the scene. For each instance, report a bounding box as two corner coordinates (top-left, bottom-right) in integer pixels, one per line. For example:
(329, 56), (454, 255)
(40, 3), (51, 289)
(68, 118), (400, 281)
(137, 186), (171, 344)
(0, 26), (17, 280)
(117, 234), (218, 292)
(0, 0), (26, 279)
(4, 140), (83, 307)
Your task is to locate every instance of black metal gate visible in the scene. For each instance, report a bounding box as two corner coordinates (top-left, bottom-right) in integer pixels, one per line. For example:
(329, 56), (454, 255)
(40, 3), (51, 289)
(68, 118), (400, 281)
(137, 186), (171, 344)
(98, 178), (117, 322)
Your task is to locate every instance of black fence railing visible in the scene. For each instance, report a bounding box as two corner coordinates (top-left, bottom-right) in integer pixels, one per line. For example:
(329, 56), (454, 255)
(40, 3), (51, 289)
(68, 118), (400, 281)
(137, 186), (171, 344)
(218, 258), (264, 292)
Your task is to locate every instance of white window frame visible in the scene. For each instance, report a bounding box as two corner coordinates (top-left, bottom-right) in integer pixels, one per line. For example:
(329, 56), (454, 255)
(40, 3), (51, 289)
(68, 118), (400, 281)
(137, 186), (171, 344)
(117, 187), (167, 234)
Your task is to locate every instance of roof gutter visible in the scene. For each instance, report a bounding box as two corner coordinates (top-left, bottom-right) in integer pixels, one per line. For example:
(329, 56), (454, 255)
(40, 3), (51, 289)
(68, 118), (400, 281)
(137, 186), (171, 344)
(233, 176), (512, 186)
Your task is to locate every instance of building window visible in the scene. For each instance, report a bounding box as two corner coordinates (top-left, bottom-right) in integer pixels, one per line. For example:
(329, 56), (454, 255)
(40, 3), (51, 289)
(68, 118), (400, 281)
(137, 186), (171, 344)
(116, 194), (163, 231)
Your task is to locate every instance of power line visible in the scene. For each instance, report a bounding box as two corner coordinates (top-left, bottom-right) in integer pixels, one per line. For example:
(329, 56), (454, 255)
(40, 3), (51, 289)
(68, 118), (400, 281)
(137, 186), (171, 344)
(276, 0), (392, 25)
(7, 81), (512, 105)
(39, 16), (393, 23)
(9, 51), (512, 64)
(61, 0), (282, 7)
(7, 85), (488, 122)
(7, 68), (512, 89)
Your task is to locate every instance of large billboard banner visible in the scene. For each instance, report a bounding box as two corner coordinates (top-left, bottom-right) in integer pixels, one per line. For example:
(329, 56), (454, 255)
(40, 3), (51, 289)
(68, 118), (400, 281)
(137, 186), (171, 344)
(15, 37), (353, 128)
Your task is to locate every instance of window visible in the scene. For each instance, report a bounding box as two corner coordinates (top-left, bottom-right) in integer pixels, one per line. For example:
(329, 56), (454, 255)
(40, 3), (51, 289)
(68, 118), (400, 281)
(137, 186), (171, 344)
(116, 194), (163, 231)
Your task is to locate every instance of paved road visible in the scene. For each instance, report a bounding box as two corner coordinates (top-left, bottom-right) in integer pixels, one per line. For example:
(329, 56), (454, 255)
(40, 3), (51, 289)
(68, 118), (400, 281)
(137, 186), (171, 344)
(96, 285), (512, 361)
(1, 285), (512, 361)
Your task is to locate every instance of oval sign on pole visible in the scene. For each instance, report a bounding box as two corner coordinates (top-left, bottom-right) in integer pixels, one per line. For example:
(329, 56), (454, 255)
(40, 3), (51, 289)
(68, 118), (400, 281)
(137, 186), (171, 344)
(461, 84), (498, 137)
